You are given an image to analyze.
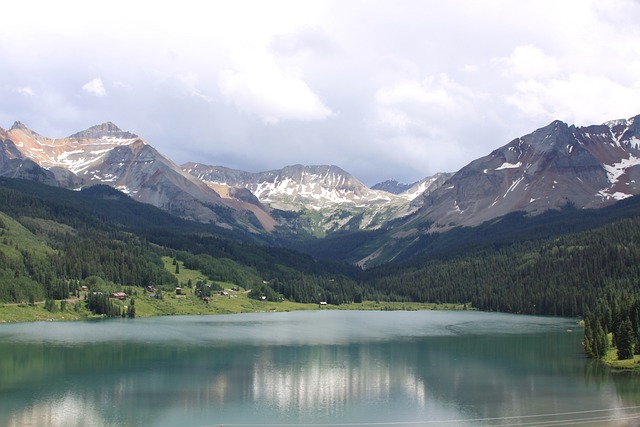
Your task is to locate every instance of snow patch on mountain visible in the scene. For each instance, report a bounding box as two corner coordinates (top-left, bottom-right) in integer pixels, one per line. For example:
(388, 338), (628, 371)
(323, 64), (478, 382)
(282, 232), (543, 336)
(603, 155), (640, 184)
(496, 162), (522, 171)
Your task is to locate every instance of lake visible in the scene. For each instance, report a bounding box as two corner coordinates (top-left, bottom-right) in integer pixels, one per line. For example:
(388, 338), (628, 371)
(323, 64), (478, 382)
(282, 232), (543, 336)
(0, 310), (639, 427)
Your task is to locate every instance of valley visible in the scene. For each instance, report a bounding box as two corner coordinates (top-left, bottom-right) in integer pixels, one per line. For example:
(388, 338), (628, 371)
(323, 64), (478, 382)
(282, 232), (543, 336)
(2, 114), (640, 367)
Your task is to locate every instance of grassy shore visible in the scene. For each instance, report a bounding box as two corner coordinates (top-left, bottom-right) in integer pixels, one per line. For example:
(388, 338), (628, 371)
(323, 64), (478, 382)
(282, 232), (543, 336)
(0, 293), (468, 323)
(0, 257), (469, 323)
(602, 343), (640, 371)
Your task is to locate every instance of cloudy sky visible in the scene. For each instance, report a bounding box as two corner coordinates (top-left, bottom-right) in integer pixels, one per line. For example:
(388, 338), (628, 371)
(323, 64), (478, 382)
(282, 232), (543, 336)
(2, 0), (639, 185)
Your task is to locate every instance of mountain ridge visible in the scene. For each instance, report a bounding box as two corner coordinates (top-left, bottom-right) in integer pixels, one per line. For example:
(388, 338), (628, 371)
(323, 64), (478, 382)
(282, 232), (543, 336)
(0, 122), (275, 231)
(3, 113), (640, 266)
(182, 162), (447, 235)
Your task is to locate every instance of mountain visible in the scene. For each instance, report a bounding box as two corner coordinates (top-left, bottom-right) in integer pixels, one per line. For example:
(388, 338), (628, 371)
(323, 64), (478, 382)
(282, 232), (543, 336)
(183, 163), (447, 236)
(292, 114), (640, 267)
(0, 125), (58, 184)
(406, 115), (640, 231)
(371, 179), (413, 194)
(4, 113), (640, 261)
(0, 122), (275, 232)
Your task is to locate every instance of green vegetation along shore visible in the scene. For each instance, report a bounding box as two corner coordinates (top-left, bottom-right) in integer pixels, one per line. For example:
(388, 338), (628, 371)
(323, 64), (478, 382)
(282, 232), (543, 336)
(0, 256), (468, 323)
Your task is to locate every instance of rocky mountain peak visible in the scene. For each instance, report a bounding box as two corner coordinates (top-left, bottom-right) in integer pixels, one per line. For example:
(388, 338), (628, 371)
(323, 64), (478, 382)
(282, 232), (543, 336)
(523, 120), (575, 153)
(371, 179), (413, 194)
(69, 122), (138, 140)
(10, 121), (28, 131)
(9, 121), (42, 137)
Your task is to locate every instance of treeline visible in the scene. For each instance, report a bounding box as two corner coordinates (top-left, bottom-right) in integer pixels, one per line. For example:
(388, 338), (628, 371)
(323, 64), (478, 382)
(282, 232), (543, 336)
(0, 178), (367, 307)
(172, 250), (378, 304)
(366, 217), (640, 317)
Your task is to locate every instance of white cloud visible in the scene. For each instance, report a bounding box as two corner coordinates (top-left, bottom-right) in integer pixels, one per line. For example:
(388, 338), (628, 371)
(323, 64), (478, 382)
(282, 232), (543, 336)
(495, 45), (559, 79)
(2, 0), (640, 184)
(176, 73), (211, 102)
(507, 74), (640, 125)
(82, 78), (107, 97)
(16, 87), (35, 96)
(374, 74), (484, 131)
(371, 74), (498, 177)
(218, 57), (333, 123)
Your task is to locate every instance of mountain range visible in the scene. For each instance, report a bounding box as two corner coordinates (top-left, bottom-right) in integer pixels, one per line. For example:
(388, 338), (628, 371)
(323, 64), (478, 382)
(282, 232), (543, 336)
(1, 114), (639, 266)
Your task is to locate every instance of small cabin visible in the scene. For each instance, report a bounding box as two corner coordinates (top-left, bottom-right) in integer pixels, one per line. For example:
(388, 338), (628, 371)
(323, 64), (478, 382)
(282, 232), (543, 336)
(175, 287), (182, 295)
(110, 292), (127, 300)
(81, 285), (89, 292)
(319, 301), (328, 306)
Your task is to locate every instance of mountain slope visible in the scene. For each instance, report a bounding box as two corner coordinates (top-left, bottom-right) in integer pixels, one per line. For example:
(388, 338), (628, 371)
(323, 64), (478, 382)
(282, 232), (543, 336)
(0, 176), (366, 307)
(1, 122), (275, 232)
(0, 126), (58, 185)
(183, 163), (447, 235)
(294, 114), (640, 267)
(409, 114), (640, 230)
(4, 113), (640, 262)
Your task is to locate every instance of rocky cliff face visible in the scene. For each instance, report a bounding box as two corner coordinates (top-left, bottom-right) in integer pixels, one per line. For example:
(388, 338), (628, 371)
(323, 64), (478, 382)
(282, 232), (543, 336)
(0, 126), (58, 184)
(371, 179), (413, 194)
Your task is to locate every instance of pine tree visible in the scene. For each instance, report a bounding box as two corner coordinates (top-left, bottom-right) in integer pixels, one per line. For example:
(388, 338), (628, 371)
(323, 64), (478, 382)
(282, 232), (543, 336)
(582, 316), (595, 358)
(127, 298), (136, 318)
(617, 318), (634, 360)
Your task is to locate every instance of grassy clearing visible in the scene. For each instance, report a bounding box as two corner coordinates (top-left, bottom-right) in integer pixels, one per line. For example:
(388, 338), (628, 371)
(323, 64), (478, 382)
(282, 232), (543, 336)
(162, 256), (207, 287)
(0, 302), (93, 323)
(602, 346), (640, 371)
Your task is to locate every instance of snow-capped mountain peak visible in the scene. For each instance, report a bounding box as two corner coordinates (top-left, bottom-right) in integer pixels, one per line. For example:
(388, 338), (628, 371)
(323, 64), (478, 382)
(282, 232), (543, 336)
(416, 113), (640, 229)
(182, 162), (447, 234)
(7, 122), (141, 174)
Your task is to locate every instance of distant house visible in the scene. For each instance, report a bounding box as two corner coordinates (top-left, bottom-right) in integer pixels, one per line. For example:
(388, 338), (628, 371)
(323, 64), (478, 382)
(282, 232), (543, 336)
(145, 285), (155, 293)
(175, 287), (182, 295)
(81, 285), (88, 292)
(319, 301), (328, 306)
(110, 292), (127, 300)
(220, 291), (229, 296)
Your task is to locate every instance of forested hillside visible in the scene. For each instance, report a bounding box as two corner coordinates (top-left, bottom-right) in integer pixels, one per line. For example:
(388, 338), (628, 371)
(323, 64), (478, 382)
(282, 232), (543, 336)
(365, 217), (640, 316)
(0, 178), (367, 307)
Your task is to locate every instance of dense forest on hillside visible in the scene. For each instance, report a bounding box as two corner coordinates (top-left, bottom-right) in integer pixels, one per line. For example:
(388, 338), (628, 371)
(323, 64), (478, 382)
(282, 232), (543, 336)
(1, 177), (639, 360)
(365, 216), (640, 316)
(0, 178), (368, 306)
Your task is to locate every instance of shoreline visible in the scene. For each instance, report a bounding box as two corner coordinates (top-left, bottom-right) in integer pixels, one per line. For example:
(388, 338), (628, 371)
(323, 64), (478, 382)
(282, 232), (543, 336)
(0, 298), (470, 324)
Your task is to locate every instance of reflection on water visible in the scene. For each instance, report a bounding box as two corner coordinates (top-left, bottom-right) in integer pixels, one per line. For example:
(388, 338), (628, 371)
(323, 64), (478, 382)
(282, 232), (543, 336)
(0, 311), (639, 426)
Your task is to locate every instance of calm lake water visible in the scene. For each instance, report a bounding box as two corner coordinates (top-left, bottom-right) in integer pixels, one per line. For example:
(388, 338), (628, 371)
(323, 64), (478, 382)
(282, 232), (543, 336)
(1, 310), (639, 427)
